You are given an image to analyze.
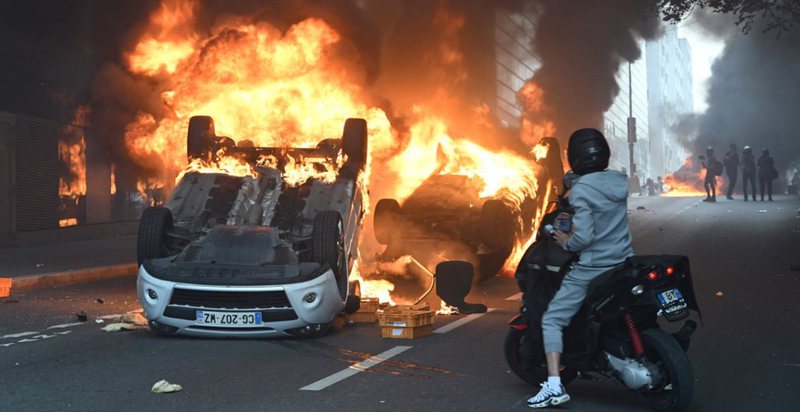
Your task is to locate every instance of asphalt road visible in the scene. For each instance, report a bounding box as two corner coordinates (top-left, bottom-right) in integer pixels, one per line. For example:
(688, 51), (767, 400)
(1, 195), (799, 411)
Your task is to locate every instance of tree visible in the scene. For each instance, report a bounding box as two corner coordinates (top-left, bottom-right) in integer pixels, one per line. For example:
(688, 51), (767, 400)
(658, 0), (800, 34)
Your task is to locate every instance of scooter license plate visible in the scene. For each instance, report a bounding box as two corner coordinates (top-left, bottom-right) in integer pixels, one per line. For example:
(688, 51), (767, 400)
(657, 288), (687, 314)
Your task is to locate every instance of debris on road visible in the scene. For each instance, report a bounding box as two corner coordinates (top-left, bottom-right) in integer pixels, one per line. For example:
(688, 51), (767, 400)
(76, 310), (88, 322)
(35, 263), (45, 268)
(101, 312), (148, 332)
(94, 298), (105, 304)
(95, 319), (105, 324)
(715, 291), (724, 297)
(101, 323), (138, 332)
(636, 206), (646, 211)
(151, 380), (183, 394)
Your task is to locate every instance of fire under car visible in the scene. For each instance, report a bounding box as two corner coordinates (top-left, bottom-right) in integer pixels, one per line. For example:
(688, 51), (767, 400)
(136, 115), (367, 338)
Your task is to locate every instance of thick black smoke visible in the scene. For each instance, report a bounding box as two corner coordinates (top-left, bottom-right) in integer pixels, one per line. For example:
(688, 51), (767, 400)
(679, 20), (800, 176)
(521, 0), (662, 142)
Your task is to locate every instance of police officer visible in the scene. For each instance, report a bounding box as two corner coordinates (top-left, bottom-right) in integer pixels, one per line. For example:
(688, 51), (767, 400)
(741, 146), (756, 201)
(702, 147), (717, 202)
(757, 148), (776, 201)
(723, 144), (739, 200)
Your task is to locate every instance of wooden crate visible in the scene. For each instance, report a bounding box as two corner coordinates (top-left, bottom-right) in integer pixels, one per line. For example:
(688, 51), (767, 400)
(378, 304), (434, 328)
(0, 278), (11, 298)
(359, 297), (380, 313)
(380, 324), (433, 339)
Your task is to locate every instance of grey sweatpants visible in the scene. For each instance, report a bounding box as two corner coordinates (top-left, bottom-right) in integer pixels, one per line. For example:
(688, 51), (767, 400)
(541, 264), (610, 353)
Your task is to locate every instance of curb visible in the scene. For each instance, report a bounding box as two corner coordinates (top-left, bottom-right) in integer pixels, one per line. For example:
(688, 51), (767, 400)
(4, 263), (139, 294)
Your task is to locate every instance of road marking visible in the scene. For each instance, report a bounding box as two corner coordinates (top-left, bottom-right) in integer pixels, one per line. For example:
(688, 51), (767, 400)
(433, 309), (495, 334)
(505, 292), (523, 301)
(1, 331), (38, 340)
(17, 338), (38, 343)
(300, 346), (412, 391)
(0, 343), (15, 347)
(47, 322), (85, 329)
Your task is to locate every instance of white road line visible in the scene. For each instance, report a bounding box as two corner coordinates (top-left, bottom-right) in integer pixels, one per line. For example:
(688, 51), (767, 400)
(433, 308), (495, 334)
(0, 343), (14, 347)
(1, 331), (38, 340)
(300, 346), (412, 391)
(47, 322), (85, 329)
(505, 292), (523, 301)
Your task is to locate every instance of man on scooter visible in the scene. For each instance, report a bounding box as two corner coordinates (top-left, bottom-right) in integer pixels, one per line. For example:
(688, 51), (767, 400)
(527, 128), (634, 408)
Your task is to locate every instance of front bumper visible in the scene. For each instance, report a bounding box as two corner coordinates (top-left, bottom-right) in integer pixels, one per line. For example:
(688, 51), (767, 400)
(136, 265), (344, 338)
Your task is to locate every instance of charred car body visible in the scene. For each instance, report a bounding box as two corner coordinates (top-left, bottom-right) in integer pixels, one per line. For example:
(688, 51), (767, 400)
(136, 116), (367, 338)
(373, 174), (537, 281)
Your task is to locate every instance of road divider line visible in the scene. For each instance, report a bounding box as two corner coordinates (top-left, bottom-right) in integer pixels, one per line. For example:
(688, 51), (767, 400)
(1, 331), (38, 340)
(433, 308), (495, 334)
(300, 346), (412, 391)
(47, 322), (85, 329)
(505, 292), (523, 301)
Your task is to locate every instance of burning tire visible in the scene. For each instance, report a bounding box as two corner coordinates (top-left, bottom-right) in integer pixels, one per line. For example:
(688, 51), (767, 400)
(479, 199), (516, 250)
(374, 198), (400, 245)
(137, 206), (174, 266)
(312, 210), (347, 299)
(187, 115), (216, 162)
(342, 118), (368, 170)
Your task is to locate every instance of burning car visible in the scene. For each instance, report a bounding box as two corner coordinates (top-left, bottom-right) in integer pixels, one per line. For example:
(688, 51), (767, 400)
(373, 174), (537, 281)
(136, 115), (368, 338)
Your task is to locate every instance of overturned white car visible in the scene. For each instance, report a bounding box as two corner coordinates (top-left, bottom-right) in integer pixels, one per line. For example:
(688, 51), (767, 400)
(136, 116), (367, 338)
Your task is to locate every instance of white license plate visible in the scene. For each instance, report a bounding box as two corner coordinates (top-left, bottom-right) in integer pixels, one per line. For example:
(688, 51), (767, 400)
(195, 311), (263, 327)
(657, 288), (683, 305)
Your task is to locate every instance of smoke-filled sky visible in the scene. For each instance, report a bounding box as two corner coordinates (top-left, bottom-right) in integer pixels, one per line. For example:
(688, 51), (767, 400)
(677, 13), (800, 173)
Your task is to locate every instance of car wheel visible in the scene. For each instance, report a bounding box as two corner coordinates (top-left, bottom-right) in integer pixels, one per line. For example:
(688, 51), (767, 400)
(137, 206), (174, 266)
(374, 198), (400, 245)
(342, 118), (368, 170)
(312, 210), (347, 299)
(479, 199), (516, 250)
(187, 115), (215, 162)
(344, 279), (361, 314)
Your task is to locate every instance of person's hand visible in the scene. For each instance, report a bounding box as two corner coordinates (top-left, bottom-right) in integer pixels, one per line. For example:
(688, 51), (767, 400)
(553, 230), (570, 249)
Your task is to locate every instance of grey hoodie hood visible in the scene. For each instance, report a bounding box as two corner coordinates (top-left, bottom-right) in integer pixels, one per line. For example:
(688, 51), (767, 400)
(564, 170), (633, 266)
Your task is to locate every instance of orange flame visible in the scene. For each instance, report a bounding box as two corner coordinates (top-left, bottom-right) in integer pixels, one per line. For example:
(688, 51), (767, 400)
(663, 156), (724, 197)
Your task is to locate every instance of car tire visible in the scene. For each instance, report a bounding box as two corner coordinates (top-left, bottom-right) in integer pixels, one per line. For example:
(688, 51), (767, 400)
(342, 118), (368, 170)
(187, 115), (215, 162)
(479, 199), (516, 250)
(374, 198), (400, 245)
(137, 206), (174, 266)
(312, 210), (347, 298)
(344, 279), (361, 314)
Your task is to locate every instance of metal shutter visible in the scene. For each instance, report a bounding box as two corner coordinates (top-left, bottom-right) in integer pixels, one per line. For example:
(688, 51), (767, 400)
(13, 114), (59, 231)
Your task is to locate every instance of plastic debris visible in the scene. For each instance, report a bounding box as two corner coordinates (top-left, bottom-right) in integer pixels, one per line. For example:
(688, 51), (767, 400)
(151, 380), (183, 394)
(101, 323), (138, 332)
(95, 319), (105, 324)
(715, 291), (724, 297)
(101, 312), (148, 331)
(76, 310), (88, 322)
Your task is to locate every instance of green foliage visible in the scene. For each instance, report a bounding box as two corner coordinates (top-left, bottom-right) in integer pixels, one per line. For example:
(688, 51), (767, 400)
(658, 0), (800, 34)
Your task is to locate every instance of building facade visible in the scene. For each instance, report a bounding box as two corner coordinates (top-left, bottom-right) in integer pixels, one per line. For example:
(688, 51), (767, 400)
(647, 26), (694, 176)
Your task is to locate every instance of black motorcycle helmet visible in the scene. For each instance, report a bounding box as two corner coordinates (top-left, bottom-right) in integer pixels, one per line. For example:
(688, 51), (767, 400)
(567, 128), (610, 175)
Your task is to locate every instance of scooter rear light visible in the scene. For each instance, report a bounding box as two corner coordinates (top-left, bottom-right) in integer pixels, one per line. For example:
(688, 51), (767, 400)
(647, 271), (659, 281)
(665, 266), (674, 276)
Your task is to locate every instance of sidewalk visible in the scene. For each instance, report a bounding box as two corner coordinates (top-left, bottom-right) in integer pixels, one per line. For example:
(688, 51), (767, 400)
(0, 235), (137, 294)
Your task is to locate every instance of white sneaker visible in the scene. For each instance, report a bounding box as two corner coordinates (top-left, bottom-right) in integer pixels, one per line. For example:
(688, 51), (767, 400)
(526, 382), (570, 408)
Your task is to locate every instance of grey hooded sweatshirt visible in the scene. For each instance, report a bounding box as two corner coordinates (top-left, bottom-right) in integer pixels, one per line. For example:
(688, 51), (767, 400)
(564, 170), (634, 266)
